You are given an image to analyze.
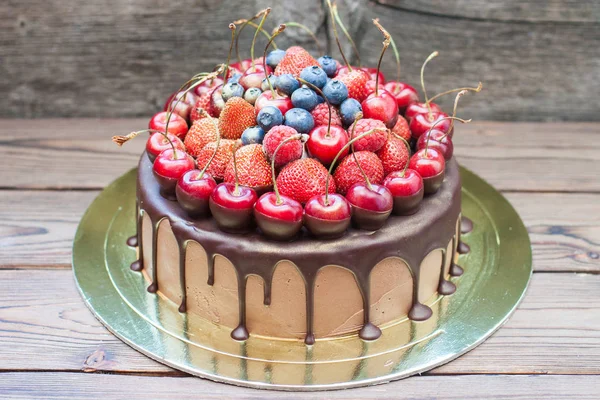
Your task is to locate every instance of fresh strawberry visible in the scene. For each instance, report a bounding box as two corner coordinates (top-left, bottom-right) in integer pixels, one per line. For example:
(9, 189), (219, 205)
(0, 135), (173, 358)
(274, 46), (319, 77)
(350, 118), (388, 152)
(391, 114), (411, 142)
(183, 118), (218, 157)
(333, 151), (384, 195)
(376, 137), (409, 176)
(337, 69), (368, 102)
(195, 139), (241, 181)
(218, 97), (256, 140)
(311, 103), (342, 127)
(223, 144), (272, 189)
(190, 93), (211, 124)
(276, 158), (336, 204)
(262, 125), (304, 168)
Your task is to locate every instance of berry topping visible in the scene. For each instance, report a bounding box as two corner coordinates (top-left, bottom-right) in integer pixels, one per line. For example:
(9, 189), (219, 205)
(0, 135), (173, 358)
(376, 137), (409, 176)
(311, 103), (342, 127)
(195, 139), (241, 181)
(183, 118), (218, 157)
(291, 87), (319, 111)
(223, 144), (272, 189)
(218, 97), (256, 140)
(299, 65), (328, 89)
(350, 118), (388, 152)
(241, 126), (266, 145)
(274, 46), (320, 77)
(318, 55), (338, 77)
(277, 158), (336, 204)
(284, 108), (315, 133)
(333, 151), (384, 195)
(322, 79), (349, 105)
(263, 125), (304, 168)
(339, 98), (363, 127)
(256, 105), (284, 131)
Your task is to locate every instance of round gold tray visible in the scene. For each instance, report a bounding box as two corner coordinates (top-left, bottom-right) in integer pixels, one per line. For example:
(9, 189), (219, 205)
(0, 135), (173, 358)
(73, 166), (532, 391)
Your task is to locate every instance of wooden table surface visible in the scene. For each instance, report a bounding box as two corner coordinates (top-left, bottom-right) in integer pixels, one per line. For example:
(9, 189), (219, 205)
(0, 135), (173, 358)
(1, 119), (599, 399)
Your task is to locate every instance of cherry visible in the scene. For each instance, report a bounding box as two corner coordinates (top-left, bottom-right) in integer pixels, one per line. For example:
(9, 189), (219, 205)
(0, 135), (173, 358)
(384, 81), (419, 114)
(238, 66), (272, 90)
(209, 147), (258, 232)
(409, 111), (450, 139)
(209, 84), (225, 117)
(153, 148), (195, 199)
(409, 146), (445, 195)
(365, 80), (385, 95)
(254, 91), (293, 115)
(416, 129), (453, 160)
(176, 170), (217, 218)
(194, 77), (224, 97)
(148, 111), (188, 140)
(304, 193), (351, 239)
(362, 67), (385, 84)
(383, 136), (424, 215)
(163, 90), (198, 121)
(254, 134), (305, 240)
(405, 101), (442, 122)
(346, 182), (393, 230)
(146, 131), (185, 162)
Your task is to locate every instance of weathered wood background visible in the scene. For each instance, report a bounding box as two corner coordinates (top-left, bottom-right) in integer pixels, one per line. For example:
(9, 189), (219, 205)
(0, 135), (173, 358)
(1, 0), (599, 121)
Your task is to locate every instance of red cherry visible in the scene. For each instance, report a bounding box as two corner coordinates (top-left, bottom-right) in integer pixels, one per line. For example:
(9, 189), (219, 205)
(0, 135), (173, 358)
(409, 112), (450, 139)
(345, 182), (393, 230)
(383, 169), (424, 215)
(383, 81), (419, 114)
(209, 84), (225, 117)
(409, 148), (445, 194)
(361, 89), (399, 129)
(163, 91), (199, 121)
(254, 91), (293, 115)
(148, 111), (188, 140)
(416, 129), (454, 160)
(209, 182), (258, 232)
(362, 67), (385, 84)
(404, 101), (442, 122)
(153, 148), (195, 199)
(238, 64), (272, 90)
(304, 193), (352, 238)
(254, 192), (304, 240)
(175, 169), (217, 218)
(146, 132), (185, 162)
(365, 80), (385, 95)
(306, 125), (349, 166)
(194, 77), (224, 97)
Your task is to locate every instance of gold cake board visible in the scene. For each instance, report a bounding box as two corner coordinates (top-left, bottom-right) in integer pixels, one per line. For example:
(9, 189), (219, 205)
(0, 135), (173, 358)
(72, 166), (532, 391)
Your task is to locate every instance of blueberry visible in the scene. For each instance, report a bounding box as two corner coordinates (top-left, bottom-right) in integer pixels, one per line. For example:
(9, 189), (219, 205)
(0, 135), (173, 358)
(227, 73), (242, 84)
(284, 108), (315, 134)
(241, 126), (266, 145)
(244, 87), (262, 105)
(322, 79), (348, 105)
(261, 75), (278, 91)
(318, 55), (338, 77)
(266, 49), (286, 69)
(256, 106), (284, 131)
(340, 98), (363, 127)
(276, 74), (300, 96)
(291, 87), (319, 111)
(299, 65), (328, 89)
(221, 82), (244, 102)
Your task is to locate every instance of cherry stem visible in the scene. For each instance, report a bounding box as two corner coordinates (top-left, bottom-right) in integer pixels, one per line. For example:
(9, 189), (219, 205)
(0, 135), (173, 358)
(388, 32), (401, 82)
(326, 0), (352, 71)
(233, 9), (268, 65)
(332, 3), (361, 67)
(264, 24), (286, 98)
(372, 19), (391, 97)
(197, 109), (221, 179)
(271, 134), (305, 205)
(420, 51), (439, 120)
(222, 23), (237, 82)
(245, 21), (277, 49)
(424, 116), (471, 157)
(250, 8), (271, 71)
(282, 22), (323, 54)
(449, 89), (468, 133)
(232, 147), (240, 196)
(112, 129), (177, 154)
(427, 81), (482, 105)
(298, 78), (333, 136)
(398, 136), (412, 176)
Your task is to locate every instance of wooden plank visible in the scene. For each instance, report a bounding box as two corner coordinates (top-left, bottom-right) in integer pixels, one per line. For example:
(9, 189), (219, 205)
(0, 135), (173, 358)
(0, 269), (598, 376)
(1, 120), (599, 191)
(0, 373), (598, 399)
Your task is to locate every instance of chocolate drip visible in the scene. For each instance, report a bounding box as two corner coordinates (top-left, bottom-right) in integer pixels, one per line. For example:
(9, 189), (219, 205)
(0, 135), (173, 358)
(135, 153), (463, 343)
(126, 236), (138, 247)
(450, 264), (464, 277)
(130, 205), (144, 272)
(461, 216), (474, 234)
(437, 250), (456, 295)
(206, 253), (215, 286)
(458, 241), (470, 254)
(178, 240), (188, 313)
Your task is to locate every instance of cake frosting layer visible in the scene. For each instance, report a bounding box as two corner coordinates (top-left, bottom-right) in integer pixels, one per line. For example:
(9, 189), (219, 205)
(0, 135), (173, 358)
(134, 152), (462, 343)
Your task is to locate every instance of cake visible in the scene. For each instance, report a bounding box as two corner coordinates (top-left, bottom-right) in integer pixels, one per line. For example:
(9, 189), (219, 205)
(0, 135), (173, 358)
(114, 8), (478, 345)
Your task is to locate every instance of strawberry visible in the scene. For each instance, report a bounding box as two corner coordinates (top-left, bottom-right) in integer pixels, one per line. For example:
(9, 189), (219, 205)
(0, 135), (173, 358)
(274, 46), (319, 77)
(350, 118), (388, 152)
(311, 103), (342, 127)
(333, 151), (384, 195)
(218, 97), (256, 140)
(223, 144), (272, 189)
(183, 118), (218, 157)
(376, 137), (409, 176)
(337, 69), (368, 102)
(195, 139), (241, 181)
(190, 92), (211, 124)
(391, 114), (411, 142)
(262, 125), (304, 168)
(277, 158), (336, 204)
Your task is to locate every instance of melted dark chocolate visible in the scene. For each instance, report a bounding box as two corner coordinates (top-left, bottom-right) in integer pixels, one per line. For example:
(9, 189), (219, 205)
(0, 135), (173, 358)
(132, 153), (463, 343)
(461, 216), (474, 234)
(458, 241), (471, 254)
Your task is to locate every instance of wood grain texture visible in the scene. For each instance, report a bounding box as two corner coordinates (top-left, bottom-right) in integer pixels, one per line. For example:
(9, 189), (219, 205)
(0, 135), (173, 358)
(0, 374), (598, 400)
(2, 120), (599, 191)
(1, 189), (598, 272)
(1, 0), (599, 121)
(0, 269), (598, 377)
